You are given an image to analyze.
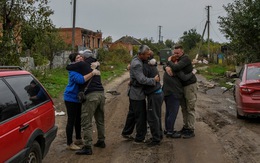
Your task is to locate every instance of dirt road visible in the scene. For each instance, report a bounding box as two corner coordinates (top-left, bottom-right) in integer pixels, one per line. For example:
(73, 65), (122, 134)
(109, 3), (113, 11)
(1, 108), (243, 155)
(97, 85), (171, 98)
(43, 65), (260, 163)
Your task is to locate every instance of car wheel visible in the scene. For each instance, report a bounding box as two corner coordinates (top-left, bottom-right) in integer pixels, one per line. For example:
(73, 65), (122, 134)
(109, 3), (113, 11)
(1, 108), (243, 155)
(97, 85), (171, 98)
(26, 141), (42, 163)
(236, 110), (245, 119)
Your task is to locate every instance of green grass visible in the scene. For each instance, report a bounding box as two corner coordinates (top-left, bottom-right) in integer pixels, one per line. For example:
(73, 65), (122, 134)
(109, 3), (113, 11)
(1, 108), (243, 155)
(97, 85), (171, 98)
(32, 63), (128, 98)
(100, 63), (127, 83)
(197, 63), (236, 87)
(32, 68), (68, 98)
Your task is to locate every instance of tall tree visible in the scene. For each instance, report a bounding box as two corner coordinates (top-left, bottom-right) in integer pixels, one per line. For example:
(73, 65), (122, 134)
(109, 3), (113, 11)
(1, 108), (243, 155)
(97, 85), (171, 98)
(0, 0), (54, 65)
(218, 0), (260, 63)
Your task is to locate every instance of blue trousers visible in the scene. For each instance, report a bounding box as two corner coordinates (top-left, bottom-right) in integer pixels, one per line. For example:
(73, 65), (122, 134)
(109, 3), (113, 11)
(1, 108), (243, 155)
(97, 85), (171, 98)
(164, 94), (180, 132)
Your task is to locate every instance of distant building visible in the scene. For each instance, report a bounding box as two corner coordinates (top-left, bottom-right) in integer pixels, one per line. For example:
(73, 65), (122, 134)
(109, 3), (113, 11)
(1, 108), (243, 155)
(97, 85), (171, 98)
(110, 35), (141, 56)
(58, 27), (103, 51)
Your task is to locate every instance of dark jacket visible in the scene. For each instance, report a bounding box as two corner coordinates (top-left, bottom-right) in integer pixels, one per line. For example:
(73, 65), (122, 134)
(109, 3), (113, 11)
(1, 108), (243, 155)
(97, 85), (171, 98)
(162, 72), (183, 98)
(143, 61), (161, 95)
(66, 57), (104, 94)
(166, 54), (197, 86)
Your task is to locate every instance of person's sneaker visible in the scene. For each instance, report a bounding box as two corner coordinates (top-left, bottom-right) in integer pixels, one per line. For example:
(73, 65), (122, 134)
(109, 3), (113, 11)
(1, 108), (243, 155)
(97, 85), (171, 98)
(94, 140), (106, 148)
(66, 143), (81, 150)
(147, 141), (160, 147)
(165, 131), (173, 138)
(163, 130), (168, 135)
(177, 127), (189, 135)
(74, 139), (83, 145)
(171, 131), (182, 138)
(75, 146), (92, 155)
(122, 134), (134, 140)
(133, 139), (146, 144)
(182, 129), (195, 139)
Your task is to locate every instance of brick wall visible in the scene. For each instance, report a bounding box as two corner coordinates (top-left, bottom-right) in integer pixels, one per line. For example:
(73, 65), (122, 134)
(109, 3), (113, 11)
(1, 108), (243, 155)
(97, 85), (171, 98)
(58, 28), (103, 51)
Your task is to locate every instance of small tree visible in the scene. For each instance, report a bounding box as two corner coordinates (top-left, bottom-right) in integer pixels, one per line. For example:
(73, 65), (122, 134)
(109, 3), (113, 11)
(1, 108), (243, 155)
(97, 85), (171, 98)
(34, 30), (66, 69)
(103, 36), (113, 43)
(178, 28), (202, 54)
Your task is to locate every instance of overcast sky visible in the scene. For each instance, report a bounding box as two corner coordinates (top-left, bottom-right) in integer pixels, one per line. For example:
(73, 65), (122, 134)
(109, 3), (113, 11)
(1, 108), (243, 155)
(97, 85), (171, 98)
(49, 0), (233, 43)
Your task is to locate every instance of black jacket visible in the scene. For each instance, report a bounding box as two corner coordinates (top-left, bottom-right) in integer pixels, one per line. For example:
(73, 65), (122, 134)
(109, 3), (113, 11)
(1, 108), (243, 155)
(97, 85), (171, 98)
(142, 61), (161, 95)
(162, 71), (183, 98)
(66, 57), (104, 94)
(166, 54), (197, 86)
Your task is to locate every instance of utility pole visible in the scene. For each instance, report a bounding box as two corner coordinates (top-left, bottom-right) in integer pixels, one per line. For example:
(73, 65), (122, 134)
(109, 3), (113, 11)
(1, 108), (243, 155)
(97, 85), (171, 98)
(206, 5), (211, 59)
(197, 5), (211, 62)
(158, 25), (162, 43)
(72, 0), (76, 52)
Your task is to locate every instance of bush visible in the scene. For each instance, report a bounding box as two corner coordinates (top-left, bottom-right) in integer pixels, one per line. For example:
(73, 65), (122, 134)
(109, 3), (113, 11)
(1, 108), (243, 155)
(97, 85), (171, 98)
(32, 53), (49, 66)
(97, 46), (131, 69)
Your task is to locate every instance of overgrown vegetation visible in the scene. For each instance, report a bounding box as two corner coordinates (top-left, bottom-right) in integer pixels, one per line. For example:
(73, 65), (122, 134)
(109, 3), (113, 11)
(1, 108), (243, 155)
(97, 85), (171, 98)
(218, 0), (260, 63)
(97, 46), (131, 83)
(0, 0), (66, 67)
(197, 63), (235, 87)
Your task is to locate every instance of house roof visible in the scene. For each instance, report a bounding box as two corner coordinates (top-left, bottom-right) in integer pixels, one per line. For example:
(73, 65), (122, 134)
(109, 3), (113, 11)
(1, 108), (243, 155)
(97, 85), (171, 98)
(114, 36), (141, 45)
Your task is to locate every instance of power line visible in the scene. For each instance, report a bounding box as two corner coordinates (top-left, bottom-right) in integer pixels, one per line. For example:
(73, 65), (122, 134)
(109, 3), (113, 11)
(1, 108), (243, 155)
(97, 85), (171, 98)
(209, 23), (225, 43)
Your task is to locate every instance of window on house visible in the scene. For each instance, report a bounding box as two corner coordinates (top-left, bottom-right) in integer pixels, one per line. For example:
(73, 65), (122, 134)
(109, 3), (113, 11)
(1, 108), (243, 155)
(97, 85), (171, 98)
(92, 37), (95, 48)
(97, 38), (100, 48)
(82, 36), (86, 47)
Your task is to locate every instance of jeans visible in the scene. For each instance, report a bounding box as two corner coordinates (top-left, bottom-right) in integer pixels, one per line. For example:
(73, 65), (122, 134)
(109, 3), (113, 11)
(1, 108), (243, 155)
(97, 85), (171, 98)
(164, 94), (180, 132)
(64, 101), (82, 145)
